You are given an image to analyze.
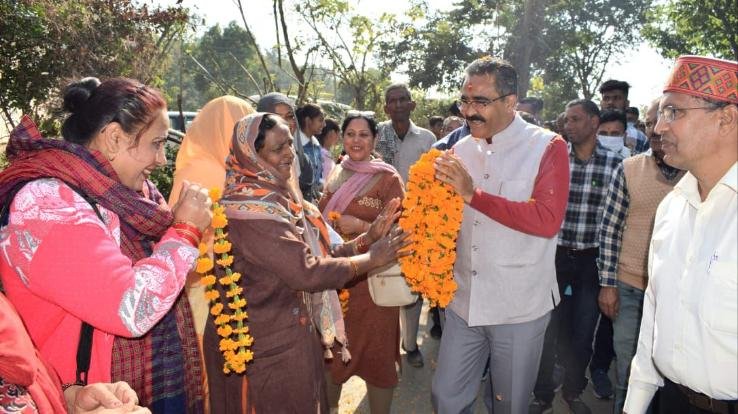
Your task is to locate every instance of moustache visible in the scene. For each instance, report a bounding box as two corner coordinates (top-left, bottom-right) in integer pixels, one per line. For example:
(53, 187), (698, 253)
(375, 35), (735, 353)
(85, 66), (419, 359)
(465, 115), (486, 123)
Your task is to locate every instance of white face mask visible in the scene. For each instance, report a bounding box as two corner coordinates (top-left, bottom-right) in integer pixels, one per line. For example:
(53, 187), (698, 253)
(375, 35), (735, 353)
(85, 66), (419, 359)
(597, 134), (625, 151)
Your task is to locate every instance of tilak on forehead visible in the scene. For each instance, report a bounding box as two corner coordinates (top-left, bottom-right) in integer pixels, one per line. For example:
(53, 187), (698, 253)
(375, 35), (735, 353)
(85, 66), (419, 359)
(663, 55), (738, 104)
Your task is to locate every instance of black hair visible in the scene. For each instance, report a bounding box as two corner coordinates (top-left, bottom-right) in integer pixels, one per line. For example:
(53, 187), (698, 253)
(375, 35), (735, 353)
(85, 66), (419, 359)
(566, 99), (601, 119)
(518, 96), (544, 113)
(449, 101), (462, 116)
(599, 109), (627, 131)
(518, 111), (540, 126)
(625, 106), (639, 117)
(61, 77), (166, 146)
(598, 79), (631, 97)
(316, 118), (340, 146)
(254, 114), (282, 152)
(341, 113), (378, 138)
(295, 103), (323, 129)
(429, 116), (444, 128)
(465, 56), (518, 97)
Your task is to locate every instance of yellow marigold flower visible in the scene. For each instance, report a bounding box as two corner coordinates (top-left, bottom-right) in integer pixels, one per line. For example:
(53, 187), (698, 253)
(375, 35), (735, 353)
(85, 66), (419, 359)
(200, 274), (216, 287)
(327, 211), (341, 222)
(238, 335), (254, 347)
(209, 187), (222, 202)
(219, 338), (236, 352)
(196, 257), (214, 274)
(228, 298), (247, 310)
(213, 240), (232, 254)
(231, 311), (248, 322)
(198, 242), (209, 256)
(204, 289), (220, 302)
(210, 302), (223, 316)
(212, 213), (228, 229)
(230, 272), (242, 282)
(217, 324), (233, 337)
(217, 255), (234, 267)
(226, 286), (243, 298)
(215, 314), (231, 325)
(219, 275), (233, 286)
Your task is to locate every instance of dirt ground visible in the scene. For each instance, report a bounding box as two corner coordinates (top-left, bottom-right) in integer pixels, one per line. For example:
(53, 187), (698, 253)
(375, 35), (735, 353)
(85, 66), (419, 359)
(336, 301), (615, 414)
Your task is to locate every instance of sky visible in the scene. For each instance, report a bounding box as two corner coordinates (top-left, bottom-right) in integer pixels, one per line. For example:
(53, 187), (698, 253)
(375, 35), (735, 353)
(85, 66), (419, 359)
(155, 0), (673, 109)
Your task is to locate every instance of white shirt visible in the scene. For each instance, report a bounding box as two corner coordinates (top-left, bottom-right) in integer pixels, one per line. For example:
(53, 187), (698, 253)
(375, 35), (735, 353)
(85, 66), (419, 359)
(624, 162), (738, 413)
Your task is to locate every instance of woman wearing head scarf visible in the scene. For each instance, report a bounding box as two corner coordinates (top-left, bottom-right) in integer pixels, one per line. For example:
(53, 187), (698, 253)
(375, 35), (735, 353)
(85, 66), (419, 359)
(168, 95), (254, 413)
(0, 77), (211, 413)
(202, 113), (408, 413)
(318, 113), (405, 414)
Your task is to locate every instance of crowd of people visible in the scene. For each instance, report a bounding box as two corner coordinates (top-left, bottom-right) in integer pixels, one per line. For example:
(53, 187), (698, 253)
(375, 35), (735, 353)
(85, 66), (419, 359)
(0, 53), (735, 414)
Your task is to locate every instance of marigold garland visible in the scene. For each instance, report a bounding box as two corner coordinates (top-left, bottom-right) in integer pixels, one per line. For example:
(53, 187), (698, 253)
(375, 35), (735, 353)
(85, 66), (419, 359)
(327, 210), (350, 314)
(197, 187), (254, 374)
(398, 148), (463, 307)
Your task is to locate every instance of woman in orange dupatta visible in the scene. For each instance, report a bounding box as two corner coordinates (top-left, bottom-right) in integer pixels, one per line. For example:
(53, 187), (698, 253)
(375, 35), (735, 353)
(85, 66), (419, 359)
(168, 96), (255, 412)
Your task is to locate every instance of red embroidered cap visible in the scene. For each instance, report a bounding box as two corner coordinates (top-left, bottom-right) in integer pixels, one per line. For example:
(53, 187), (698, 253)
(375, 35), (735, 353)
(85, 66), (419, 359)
(664, 55), (738, 104)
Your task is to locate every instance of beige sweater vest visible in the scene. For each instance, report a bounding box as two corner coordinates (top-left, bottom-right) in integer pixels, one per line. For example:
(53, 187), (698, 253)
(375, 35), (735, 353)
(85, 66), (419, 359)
(618, 154), (684, 289)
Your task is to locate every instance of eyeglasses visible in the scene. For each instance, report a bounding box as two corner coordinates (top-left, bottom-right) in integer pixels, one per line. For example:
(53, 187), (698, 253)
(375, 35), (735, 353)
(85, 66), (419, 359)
(456, 94), (512, 111)
(657, 105), (715, 123)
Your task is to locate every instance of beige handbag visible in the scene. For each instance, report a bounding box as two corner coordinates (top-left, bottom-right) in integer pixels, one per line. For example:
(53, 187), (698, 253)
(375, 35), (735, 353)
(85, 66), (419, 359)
(367, 262), (418, 307)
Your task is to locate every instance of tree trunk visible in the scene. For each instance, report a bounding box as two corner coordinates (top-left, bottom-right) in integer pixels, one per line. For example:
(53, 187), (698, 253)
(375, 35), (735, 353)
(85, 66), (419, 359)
(503, 0), (546, 98)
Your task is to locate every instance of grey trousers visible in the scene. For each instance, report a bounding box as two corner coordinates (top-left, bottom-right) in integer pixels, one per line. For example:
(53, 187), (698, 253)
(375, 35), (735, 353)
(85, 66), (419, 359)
(431, 309), (551, 414)
(400, 296), (423, 350)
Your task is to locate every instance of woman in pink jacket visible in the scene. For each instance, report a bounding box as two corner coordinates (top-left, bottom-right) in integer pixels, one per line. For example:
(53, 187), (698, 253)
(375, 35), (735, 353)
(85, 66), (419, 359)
(0, 77), (211, 413)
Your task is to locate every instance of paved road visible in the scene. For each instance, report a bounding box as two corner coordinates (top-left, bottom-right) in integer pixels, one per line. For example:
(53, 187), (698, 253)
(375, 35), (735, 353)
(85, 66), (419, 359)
(337, 301), (615, 414)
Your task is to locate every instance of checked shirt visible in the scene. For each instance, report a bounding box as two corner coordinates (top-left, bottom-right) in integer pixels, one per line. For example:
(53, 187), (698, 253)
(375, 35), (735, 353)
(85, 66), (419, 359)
(558, 142), (623, 250)
(596, 156), (683, 287)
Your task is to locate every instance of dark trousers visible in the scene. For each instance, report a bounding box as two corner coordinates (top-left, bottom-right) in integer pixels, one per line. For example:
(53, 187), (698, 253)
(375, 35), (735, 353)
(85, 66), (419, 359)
(660, 378), (738, 414)
(590, 313), (615, 373)
(534, 247), (601, 403)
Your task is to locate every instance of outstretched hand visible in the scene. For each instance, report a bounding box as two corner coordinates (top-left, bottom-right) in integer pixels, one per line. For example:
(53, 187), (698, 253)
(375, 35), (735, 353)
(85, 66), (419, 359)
(366, 198), (402, 243)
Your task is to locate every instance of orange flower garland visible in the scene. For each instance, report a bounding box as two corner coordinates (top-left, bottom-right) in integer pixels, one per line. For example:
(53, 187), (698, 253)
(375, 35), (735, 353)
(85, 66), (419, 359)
(398, 148), (463, 307)
(197, 188), (253, 374)
(327, 210), (350, 314)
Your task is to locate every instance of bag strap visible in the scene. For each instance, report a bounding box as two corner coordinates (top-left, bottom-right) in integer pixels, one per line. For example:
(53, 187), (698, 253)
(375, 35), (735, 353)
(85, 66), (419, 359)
(1, 179), (102, 386)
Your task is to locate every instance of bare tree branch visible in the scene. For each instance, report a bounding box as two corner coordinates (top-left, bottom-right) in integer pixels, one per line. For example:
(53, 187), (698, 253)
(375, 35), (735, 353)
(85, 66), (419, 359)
(236, 0), (275, 91)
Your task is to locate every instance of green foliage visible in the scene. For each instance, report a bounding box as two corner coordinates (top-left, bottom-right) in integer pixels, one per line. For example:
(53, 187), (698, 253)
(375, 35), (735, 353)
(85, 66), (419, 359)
(642, 0), (738, 60)
(0, 0), (189, 130)
(378, 0), (651, 102)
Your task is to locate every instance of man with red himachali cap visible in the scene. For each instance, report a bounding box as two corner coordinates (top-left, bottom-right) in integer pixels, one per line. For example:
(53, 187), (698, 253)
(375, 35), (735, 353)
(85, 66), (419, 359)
(624, 55), (738, 414)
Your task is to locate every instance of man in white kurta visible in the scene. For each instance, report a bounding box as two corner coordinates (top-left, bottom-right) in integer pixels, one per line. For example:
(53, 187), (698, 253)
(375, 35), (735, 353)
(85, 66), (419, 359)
(624, 55), (738, 414)
(431, 57), (570, 414)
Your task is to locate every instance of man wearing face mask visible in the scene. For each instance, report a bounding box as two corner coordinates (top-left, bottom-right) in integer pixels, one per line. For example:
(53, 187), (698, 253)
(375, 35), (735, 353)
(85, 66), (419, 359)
(599, 80), (649, 154)
(598, 98), (685, 413)
(597, 110), (631, 158)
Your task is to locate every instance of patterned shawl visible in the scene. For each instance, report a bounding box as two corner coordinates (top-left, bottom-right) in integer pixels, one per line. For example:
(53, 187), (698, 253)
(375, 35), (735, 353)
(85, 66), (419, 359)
(0, 116), (203, 413)
(221, 113), (349, 360)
